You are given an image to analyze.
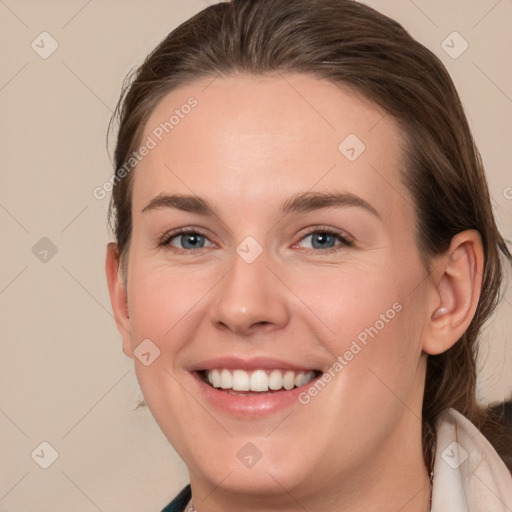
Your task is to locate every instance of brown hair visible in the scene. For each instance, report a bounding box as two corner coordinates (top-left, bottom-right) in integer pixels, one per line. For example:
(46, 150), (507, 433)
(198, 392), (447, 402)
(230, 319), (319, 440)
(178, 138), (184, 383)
(109, 0), (512, 472)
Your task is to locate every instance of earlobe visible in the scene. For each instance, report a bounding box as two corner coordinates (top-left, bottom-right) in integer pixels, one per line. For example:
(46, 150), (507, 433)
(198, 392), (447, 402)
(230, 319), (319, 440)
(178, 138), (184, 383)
(105, 242), (133, 358)
(423, 230), (484, 356)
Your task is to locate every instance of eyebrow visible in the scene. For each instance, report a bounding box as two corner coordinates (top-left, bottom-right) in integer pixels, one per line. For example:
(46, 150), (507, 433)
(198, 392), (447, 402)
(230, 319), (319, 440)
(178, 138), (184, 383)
(142, 194), (214, 215)
(280, 192), (380, 218)
(141, 191), (380, 218)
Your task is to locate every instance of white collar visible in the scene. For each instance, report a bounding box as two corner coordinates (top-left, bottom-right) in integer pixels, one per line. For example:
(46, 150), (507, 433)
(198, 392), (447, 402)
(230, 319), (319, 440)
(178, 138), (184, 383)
(432, 408), (512, 511)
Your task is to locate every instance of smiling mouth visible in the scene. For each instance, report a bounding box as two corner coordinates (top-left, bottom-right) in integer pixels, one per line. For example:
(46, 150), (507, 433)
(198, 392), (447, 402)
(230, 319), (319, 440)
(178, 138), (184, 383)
(198, 368), (322, 393)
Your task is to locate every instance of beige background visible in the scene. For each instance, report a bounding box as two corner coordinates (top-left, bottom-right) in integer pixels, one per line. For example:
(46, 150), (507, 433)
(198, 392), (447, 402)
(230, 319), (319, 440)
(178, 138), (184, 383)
(0, 0), (511, 510)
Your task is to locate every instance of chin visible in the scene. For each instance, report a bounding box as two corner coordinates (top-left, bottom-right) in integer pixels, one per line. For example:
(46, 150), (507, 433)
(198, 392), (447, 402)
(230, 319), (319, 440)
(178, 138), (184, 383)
(187, 437), (312, 494)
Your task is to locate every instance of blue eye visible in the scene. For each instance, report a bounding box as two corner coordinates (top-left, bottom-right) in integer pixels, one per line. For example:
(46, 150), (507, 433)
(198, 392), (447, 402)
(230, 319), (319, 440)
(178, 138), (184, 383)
(299, 230), (352, 251)
(307, 232), (337, 249)
(166, 232), (213, 250)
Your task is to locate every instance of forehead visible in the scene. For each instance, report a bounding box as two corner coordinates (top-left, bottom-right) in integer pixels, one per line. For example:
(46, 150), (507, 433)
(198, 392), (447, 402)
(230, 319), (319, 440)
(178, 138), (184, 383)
(132, 73), (412, 223)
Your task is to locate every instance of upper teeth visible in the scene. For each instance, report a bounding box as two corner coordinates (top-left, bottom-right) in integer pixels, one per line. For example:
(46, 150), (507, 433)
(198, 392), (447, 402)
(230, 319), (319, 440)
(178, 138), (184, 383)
(206, 369), (316, 392)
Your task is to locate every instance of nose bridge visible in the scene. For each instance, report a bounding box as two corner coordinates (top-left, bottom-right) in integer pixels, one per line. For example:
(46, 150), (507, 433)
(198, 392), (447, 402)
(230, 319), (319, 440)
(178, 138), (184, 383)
(210, 242), (289, 335)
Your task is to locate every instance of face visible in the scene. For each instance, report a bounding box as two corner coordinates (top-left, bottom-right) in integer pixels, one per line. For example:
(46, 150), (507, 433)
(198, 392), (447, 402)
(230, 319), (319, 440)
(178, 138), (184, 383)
(113, 74), (433, 502)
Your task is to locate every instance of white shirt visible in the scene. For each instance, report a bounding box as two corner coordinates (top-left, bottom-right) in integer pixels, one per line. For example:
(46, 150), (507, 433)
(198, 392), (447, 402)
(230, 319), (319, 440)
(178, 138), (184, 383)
(432, 408), (512, 511)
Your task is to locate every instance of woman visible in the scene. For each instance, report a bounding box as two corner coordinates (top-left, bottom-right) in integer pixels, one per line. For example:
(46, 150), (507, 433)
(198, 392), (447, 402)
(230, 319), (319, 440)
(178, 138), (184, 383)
(105, 1), (512, 510)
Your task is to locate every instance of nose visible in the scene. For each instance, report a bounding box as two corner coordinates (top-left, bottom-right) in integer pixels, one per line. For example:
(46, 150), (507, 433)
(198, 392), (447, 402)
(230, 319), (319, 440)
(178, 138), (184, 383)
(209, 249), (290, 337)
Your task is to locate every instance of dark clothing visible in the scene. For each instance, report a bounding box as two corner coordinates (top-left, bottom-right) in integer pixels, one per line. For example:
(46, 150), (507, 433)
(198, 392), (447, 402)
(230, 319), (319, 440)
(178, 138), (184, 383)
(161, 485), (191, 512)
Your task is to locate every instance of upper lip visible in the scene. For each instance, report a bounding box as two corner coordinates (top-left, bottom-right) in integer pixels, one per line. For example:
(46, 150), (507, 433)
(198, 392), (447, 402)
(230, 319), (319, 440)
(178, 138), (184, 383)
(189, 357), (321, 372)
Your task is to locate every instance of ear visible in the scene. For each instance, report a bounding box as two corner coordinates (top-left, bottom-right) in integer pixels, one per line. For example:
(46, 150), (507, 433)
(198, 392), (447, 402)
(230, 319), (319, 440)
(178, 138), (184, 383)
(105, 242), (133, 358)
(423, 230), (484, 355)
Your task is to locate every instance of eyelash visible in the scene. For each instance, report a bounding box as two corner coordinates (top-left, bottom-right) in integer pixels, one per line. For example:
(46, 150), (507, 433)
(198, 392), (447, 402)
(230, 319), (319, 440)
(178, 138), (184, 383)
(295, 227), (354, 253)
(159, 227), (213, 252)
(158, 226), (354, 254)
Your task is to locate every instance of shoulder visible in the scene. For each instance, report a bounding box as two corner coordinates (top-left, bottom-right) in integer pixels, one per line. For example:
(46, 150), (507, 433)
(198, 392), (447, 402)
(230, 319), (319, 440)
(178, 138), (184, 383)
(432, 408), (512, 511)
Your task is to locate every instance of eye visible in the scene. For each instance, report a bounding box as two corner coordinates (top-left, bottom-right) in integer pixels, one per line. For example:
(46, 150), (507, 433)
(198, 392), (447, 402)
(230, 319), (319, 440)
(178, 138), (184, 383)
(297, 229), (353, 251)
(162, 230), (214, 250)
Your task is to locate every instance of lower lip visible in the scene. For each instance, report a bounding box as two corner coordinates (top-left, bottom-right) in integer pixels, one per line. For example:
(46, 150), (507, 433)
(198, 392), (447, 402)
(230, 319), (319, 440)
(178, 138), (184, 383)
(192, 372), (319, 417)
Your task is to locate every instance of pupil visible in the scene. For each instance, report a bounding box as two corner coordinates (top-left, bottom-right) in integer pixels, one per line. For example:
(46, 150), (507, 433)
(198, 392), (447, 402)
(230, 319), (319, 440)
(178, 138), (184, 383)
(312, 233), (334, 249)
(183, 234), (203, 248)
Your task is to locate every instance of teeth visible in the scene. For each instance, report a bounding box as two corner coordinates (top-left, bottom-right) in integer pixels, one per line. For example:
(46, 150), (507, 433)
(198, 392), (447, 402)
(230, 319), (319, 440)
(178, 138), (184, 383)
(250, 370), (268, 392)
(283, 370), (295, 390)
(232, 370), (250, 391)
(295, 372), (312, 387)
(205, 369), (316, 392)
(210, 370), (221, 388)
(220, 369), (232, 389)
(268, 369), (282, 390)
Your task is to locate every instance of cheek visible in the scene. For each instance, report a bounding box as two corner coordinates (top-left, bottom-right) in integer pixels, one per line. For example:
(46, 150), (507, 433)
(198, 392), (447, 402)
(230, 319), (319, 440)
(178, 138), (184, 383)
(285, 262), (409, 350)
(126, 258), (216, 346)
(288, 259), (426, 396)
(124, 261), (218, 442)
(292, 267), (426, 442)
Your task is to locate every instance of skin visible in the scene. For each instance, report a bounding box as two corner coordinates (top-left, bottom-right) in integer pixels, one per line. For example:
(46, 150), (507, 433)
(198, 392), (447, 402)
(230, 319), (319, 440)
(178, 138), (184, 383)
(106, 73), (484, 511)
